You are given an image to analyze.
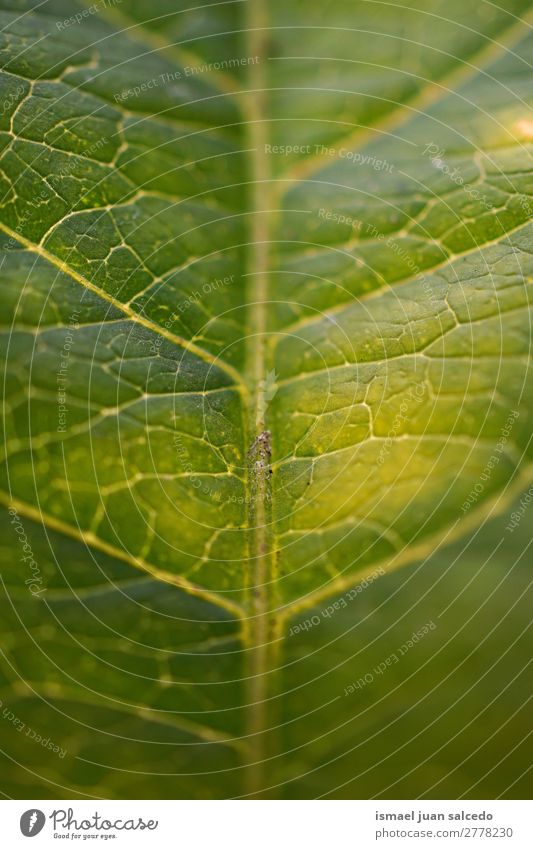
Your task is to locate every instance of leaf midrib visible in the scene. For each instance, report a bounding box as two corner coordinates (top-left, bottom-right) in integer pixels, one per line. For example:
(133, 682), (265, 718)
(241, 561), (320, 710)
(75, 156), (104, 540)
(237, 0), (282, 798)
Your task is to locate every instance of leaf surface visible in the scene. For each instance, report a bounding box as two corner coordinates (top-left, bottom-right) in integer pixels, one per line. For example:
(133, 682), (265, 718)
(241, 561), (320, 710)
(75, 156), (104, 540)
(0, 0), (532, 798)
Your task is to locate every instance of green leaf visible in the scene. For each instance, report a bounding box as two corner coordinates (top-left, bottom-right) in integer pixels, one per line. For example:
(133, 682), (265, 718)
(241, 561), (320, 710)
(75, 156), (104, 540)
(0, 0), (531, 798)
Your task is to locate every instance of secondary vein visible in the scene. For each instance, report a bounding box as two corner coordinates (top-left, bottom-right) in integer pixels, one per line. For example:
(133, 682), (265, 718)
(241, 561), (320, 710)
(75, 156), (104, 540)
(0, 492), (244, 620)
(0, 221), (245, 390)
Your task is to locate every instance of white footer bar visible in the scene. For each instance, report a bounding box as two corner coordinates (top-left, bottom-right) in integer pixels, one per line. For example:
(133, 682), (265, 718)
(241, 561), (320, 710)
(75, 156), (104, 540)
(1, 799), (530, 848)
